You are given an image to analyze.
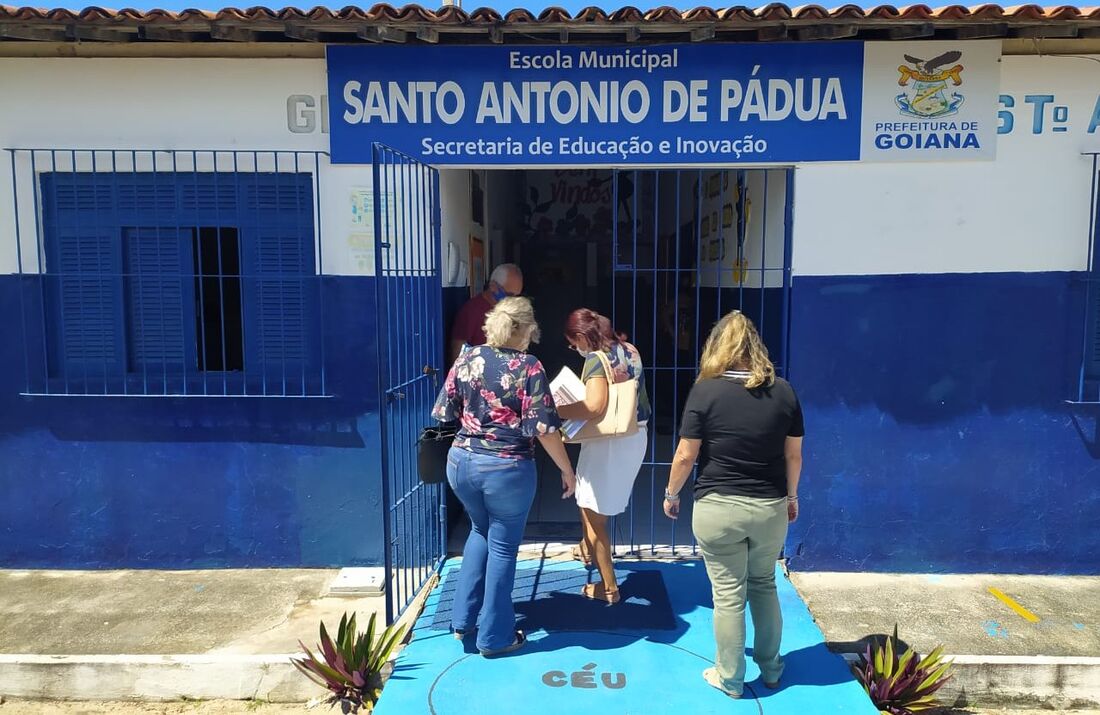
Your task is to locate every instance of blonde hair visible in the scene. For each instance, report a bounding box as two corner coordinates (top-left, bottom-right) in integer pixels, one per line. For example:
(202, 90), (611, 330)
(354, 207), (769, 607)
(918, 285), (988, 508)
(697, 310), (775, 389)
(484, 296), (541, 350)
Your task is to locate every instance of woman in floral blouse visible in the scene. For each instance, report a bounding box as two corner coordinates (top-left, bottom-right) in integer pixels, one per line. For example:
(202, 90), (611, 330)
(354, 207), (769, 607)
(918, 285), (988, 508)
(432, 296), (576, 657)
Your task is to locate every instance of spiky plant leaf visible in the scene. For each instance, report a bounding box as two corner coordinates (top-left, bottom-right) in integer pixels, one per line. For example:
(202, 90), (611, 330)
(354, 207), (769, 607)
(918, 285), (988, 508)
(916, 662), (953, 694)
(917, 645), (945, 671)
(369, 625), (406, 674)
(887, 648), (915, 691)
(293, 612), (408, 712)
(296, 641), (349, 691)
(291, 657), (330, 689)
(319, 623), (339, 667)
(851, 628), (954, 715)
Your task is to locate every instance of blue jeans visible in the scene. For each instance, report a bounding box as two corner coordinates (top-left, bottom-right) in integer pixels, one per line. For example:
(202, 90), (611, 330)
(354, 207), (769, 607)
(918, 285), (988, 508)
(447, 447), (536, 652)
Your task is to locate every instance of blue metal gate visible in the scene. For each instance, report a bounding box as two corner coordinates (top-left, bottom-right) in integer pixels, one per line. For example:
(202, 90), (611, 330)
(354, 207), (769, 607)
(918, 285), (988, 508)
(372, 144), (446, 623)
(608, 168), (794, 555)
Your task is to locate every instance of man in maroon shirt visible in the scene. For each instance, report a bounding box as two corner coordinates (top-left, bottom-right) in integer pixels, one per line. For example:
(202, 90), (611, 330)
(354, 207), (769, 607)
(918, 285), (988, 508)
(449, 263), (523, 364)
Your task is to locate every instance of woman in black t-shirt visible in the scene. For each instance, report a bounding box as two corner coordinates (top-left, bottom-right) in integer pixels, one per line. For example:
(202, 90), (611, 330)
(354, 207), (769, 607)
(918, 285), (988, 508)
(663, 310), (804, 700)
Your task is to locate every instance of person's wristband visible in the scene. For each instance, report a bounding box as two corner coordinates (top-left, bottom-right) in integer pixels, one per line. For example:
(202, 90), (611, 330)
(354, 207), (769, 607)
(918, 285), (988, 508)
(787, 496), (798, 501)
(664, 491), (680, 501)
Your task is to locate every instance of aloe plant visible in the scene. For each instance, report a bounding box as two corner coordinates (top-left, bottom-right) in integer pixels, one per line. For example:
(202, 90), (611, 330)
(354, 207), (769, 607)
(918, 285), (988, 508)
(291, 612), (406, 713)
(851, 625), (953, 715)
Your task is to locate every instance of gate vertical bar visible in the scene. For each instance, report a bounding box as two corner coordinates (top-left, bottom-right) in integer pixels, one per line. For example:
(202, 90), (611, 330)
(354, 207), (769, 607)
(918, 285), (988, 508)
(110, 151), (126, 396)
(315, 152), (328, 397)
(31, 151), (51, 395)
(414, 162), (427, 587)
(230, 153), (246, 395)
(70, 150), (89, 395)
(48, 151), (70, 394)
(373, 144), (446, 623)
(398, 154), (411, 607)
(781, 169), (795, 380)
(673, 169), (684, 554)
(629, 169), (638, 553)
(407, 160), (420, 598)
(433, 167), (446, 562)
(1079, 155), (1099, 401)
(372, 145), (396, 625)
(760, 171), (769, 352)
(649, 171), (659, 555)
(737, 169), (746, 314)
(9, 151), (30, 394)
(90, 151), (107, 394)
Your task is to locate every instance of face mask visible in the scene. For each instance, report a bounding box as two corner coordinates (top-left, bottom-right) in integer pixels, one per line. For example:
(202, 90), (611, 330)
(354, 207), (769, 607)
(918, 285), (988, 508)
(491, 285), (509, 301)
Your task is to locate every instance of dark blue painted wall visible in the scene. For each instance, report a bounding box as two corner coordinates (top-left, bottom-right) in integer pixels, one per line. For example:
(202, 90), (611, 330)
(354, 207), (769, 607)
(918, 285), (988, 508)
(787, 272), (1100, 574)
(7, 269), (1100, 573)
(0, 275), (386, 568)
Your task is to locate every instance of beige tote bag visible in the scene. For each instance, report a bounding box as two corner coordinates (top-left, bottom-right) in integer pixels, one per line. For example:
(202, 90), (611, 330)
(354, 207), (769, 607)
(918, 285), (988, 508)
(565, 349), (640, 443)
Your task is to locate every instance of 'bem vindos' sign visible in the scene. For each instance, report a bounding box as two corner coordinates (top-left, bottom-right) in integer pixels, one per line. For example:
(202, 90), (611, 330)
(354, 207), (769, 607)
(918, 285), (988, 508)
(325, 41), (1001, 166)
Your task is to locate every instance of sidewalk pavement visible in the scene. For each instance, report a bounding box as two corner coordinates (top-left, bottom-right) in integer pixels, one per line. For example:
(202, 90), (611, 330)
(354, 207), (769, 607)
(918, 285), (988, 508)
(2, 697), (1094, 715)
(0, 569), (385, 702)
(1, 563), (1098, 708)
(791, 571), (1100, 709)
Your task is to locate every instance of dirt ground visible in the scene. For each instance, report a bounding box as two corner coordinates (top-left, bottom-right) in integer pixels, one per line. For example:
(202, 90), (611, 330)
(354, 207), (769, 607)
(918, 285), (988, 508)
(0, 702), (306, 714)
(2, 700), (1099, 714)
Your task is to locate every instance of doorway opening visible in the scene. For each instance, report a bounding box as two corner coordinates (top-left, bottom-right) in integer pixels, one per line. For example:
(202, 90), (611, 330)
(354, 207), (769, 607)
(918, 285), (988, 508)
(441, 166), (793, 555)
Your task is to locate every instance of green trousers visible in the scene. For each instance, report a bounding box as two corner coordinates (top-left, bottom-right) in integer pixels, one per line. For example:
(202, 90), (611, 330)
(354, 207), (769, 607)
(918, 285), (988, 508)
(692, 492), (788, 695)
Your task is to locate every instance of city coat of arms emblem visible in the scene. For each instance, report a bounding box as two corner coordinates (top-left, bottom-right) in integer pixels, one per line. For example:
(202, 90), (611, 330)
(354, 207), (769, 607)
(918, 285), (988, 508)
(896, 51), (965, 119)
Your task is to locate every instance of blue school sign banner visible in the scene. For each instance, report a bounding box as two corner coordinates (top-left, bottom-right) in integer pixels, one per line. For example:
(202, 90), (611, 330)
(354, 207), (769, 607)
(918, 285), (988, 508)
(326, 41), (1000, 165)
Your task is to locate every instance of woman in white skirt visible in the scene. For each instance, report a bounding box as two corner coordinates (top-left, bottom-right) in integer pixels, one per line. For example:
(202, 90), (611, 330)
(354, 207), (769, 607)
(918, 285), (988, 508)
(557, 308), (651, 604)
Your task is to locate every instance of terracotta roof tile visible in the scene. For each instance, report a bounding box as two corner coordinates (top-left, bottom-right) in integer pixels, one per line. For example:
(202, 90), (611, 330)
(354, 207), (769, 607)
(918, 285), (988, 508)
(968, 3), (1006, 17)
(0, 1), (1095, 37)
(608, 5), (648, 21)
(790, 5), (833, 19)
(493, 7), (527, 21)
(824, 4), (868, 17)
(896, 4), (935, 18)
(1044, 4), (1085, 17)
(864, 4), (901, 17)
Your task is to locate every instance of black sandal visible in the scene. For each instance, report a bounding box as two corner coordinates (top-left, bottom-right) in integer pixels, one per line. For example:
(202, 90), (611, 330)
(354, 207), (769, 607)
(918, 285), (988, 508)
(479, 630), (527, 657)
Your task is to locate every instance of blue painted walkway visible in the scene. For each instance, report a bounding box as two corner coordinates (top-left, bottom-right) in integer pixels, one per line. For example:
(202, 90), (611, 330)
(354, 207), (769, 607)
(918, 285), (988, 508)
(376, 556), (878, 714)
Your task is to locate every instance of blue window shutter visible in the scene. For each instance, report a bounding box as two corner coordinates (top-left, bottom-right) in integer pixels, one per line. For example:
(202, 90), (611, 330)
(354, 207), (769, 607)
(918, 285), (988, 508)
(41, 173), (125, 386)
(123, 227), (194, 381)
(114, 173), (177, 214)
(180, 174), (237, 213)
(239, 174), (316, 392)
(55, 229), (125, 380)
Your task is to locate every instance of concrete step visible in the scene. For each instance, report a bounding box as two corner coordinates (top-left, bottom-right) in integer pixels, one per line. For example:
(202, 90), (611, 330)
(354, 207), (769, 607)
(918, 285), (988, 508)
(0, 653), (311, 702)
(0, 568), (388, 703)
(793, 571), (1100, 710)
(2, 565), (1097, 708)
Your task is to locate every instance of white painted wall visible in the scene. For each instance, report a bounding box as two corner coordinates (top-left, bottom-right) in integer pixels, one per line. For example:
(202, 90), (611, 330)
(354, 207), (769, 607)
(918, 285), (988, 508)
(0, 57), (380, 277)
(692, 169), (787, 289)
(439, 169), (486, 290)
(793, 54), (1100, 276)
(2, 53), (1098, 280)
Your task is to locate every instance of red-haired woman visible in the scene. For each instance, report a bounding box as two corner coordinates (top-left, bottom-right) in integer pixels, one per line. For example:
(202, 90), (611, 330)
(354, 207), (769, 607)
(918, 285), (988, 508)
(557, 309), (651, 604)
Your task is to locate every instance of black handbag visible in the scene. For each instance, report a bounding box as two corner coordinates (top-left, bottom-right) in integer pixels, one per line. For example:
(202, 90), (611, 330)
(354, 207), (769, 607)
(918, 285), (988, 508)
(417, 422), (458, 484)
